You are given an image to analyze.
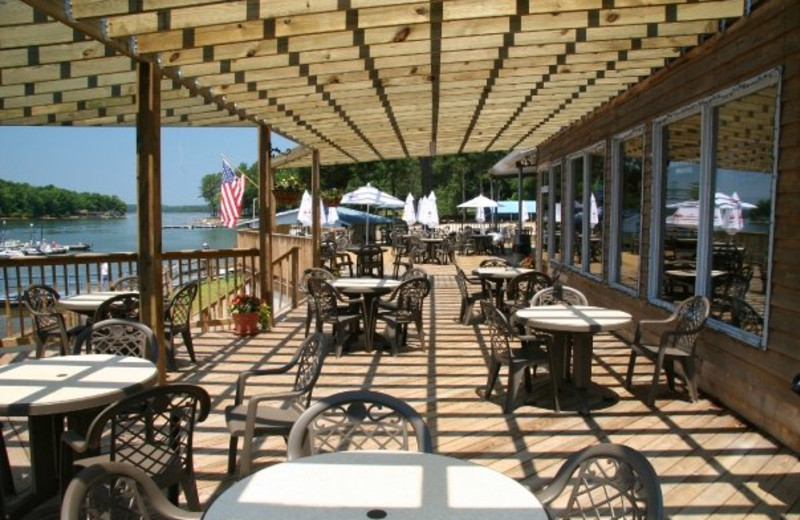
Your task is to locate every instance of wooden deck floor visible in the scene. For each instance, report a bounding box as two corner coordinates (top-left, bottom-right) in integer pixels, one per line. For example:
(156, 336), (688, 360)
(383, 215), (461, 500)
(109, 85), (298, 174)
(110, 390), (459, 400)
(3, 255), (799, 518)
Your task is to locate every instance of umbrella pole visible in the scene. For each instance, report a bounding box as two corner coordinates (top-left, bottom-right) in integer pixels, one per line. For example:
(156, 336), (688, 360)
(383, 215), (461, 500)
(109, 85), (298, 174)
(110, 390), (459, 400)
(366, 204), (370, 245)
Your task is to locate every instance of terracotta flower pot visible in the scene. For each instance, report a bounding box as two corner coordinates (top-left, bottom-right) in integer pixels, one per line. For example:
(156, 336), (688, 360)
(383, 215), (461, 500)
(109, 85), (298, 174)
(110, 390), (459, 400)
(322, 197), (340, 207)
(232, 312), (260, 336)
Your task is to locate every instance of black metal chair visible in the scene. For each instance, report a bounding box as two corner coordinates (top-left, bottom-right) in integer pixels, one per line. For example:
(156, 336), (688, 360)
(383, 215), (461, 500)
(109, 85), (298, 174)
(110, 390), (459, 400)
(225, 333), (327, 476)
(93, 291), (140, 322)
(308, 278), (366, 358)
(110, 275), (140, 292)
(61, 461), (201, 520)
(164, 281), (199, 370)
(535, 444), (664, 520)
(22, 284), (75, 358)
(356, 244), (384, 278)
(334, 236), (355, 277)
(454, 265), (485, 325)
(60, 384), (211, 511)
(299, 268), (335, 335)
(286, 390), (433, 460)
(730, 296), (763, 335)
(502, 271), (552, 314)
(373, 276), (431, 356)
(480, 300), (560, 413)
(625, 296), (710, 405)
(72, 318), (158, 362)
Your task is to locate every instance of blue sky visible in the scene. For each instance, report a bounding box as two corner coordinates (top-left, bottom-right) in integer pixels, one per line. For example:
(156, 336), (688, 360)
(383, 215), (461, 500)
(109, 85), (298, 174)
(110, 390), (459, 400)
(0, 127), (296, 206)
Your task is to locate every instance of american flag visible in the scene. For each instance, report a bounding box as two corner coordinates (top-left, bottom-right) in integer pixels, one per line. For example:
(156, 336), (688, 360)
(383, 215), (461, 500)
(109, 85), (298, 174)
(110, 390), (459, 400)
(220, 159), (245, 228)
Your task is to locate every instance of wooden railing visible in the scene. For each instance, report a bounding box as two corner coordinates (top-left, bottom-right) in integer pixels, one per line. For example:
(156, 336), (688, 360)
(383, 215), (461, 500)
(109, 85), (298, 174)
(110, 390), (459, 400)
(0, 246), (302, 345)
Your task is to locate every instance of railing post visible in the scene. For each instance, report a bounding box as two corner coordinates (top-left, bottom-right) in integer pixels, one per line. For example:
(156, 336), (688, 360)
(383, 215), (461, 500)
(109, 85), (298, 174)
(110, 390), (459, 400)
(291, 246), (299, 308)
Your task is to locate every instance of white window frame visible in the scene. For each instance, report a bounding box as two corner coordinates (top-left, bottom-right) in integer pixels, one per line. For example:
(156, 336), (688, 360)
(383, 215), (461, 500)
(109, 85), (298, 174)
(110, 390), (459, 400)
(609, 126), (645, 294)
(565, 142), (604, 277)
(649, 68), (781, 348)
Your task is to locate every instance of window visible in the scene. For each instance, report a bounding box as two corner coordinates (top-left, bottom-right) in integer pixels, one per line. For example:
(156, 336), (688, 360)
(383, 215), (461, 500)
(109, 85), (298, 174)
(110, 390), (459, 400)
(651, 70), (779, 347)
(611, 130), (644, 291)
(566, 145), (604, 275)
(539, 168), (550, 263)
(551, 163), (563, 262)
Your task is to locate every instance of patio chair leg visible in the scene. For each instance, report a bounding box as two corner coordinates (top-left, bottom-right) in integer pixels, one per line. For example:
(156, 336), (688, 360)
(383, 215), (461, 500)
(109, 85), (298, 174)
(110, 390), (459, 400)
(665, 359), (676, 392)
(181, 329), (196, 363)
(625, 350), (638, 390)
(415, 320), (425, 351)
(179, 473), (201, 512)
(504, 365), (526, 413)
(485, 361), (501, 399)
(682, 357), (699, 402)
(227, 436), (238, 475)
(647, 358), (664, 406)
(304, 303), (313, 335)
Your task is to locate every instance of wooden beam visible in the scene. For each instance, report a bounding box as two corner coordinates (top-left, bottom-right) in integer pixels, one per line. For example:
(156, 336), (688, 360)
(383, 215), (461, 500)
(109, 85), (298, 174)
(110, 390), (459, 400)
(135, 60), (166, 383)
(258, 124), (273, 325)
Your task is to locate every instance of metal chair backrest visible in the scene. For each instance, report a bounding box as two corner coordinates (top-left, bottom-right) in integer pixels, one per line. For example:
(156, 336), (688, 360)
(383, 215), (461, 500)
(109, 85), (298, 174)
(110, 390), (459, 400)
(506, 271), (552, 308)
(307, 278), (344, 323)
(22, 284), (69, 356)
(531, 285), (588, 306)
(93, 292), (140, 322)
(110, 275), (140, 292)
(730, 297), (763, 335)
(61, 461), (202, 520)
(670, 295), (711, 354)
(81, 384), (210, 493)
(300, 268), (335, 297)
(72, 319), (158, 362)
(287, 333), (327, 409)
(356, 244), (384, 278)
(387, 277), (431, 321)
(166, 281), (199, 329)
(479, 300), (513, 364)
(286, 390), (433, 460)
(536, 444), (663, 520)
(400, 267), (428, 282)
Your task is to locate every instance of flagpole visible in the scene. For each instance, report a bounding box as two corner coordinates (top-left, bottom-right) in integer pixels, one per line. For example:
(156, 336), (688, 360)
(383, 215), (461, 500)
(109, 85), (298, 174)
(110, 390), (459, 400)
(220, 154), (259, 189)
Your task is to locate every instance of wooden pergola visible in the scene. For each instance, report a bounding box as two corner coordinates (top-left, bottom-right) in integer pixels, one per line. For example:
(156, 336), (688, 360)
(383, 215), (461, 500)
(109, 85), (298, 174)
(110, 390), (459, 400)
(0, 3), (755, 372)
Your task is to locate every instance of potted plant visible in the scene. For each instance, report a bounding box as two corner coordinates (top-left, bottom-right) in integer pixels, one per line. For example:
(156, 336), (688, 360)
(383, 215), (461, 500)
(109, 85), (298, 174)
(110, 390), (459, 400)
(229, 293), (264, 336)
(273, 173), (304, 206)
(321, 187), (343, 207)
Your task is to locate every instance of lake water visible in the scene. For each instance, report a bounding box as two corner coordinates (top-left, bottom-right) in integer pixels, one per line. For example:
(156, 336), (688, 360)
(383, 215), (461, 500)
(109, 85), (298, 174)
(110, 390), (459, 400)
(1, 212), (236, 252)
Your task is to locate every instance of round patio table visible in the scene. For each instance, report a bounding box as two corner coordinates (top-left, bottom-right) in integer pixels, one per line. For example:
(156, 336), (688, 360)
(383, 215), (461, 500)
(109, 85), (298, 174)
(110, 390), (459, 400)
(0, 354), (157, 517)
(203, 450), (548, 520)
(514, 305), (632, 414)
(472, 267), (533, 308)
(332, 278), (401, 353)
(58, 291), (129, 317)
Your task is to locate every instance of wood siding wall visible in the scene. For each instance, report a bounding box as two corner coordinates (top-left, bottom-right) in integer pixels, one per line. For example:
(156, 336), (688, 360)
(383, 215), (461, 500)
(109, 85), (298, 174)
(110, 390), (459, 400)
(535, 0), (800, 452)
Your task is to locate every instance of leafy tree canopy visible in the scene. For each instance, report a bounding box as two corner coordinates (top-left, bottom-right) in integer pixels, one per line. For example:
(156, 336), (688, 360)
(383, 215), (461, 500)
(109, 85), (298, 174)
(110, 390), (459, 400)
(0, 179), (127, 218)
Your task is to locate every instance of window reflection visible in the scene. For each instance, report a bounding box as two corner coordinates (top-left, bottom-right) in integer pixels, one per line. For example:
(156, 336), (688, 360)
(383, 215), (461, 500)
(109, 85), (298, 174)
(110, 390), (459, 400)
(570, 156), (584, 268)
(589, 152), (604, 276)
(618, 135), (644, 289)
(541, 170), (550, 260)
(710, 85), (776, 337)
(553, 164), (562, 261)
(660, 112), (702, 302)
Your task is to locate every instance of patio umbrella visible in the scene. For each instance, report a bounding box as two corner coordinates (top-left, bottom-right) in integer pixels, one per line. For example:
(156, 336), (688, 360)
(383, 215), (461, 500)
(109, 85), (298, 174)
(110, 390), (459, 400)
(424, 191), (439, 228)
(457, 194), (498, 209)
(297, 190), (313, 227)
(340, 183), (404, 244)
(327, 206), (341, 227)
(319, 199), (328, 226)
(402, 193), (417, 226)
(590, 193), (599, 228)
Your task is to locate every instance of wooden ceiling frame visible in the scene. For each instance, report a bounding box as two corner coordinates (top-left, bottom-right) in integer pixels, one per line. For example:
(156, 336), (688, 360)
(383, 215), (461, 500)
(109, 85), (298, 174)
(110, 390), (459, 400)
(1, 0), (748, 167)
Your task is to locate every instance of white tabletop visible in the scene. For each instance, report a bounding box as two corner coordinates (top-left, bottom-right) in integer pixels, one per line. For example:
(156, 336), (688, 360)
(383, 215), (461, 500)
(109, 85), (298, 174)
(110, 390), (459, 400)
(514, 305), (632, 333)
(333, 278), (401, 293)
(0, 354), (158, 416)
(58, 291), (123, 313)
(473, 267), (533, 279)
(203, 451), (547, 520)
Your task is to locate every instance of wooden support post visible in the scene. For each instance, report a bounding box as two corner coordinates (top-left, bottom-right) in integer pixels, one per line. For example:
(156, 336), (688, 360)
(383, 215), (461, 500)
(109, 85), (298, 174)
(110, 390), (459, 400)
(136, 60), (166, 383)
(258, 125), (274, 325)
(311, 150), (321, 267)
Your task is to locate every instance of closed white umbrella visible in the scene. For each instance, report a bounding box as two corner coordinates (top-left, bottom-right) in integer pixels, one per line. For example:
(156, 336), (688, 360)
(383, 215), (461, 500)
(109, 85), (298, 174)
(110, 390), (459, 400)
(417, 195), (429, 226)
(402, 193), (417, 226)
(589, 193), (599, 228)
(319, 199), (327, 226)
(297, 190), (313, 227)
(422, 191), (439, 228)
(327, 206), (340, 227)
(340, 183), (403, 244)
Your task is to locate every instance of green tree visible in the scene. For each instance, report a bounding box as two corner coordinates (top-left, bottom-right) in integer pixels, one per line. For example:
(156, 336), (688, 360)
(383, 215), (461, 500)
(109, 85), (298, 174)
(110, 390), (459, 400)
(199, 173), (222, 216)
